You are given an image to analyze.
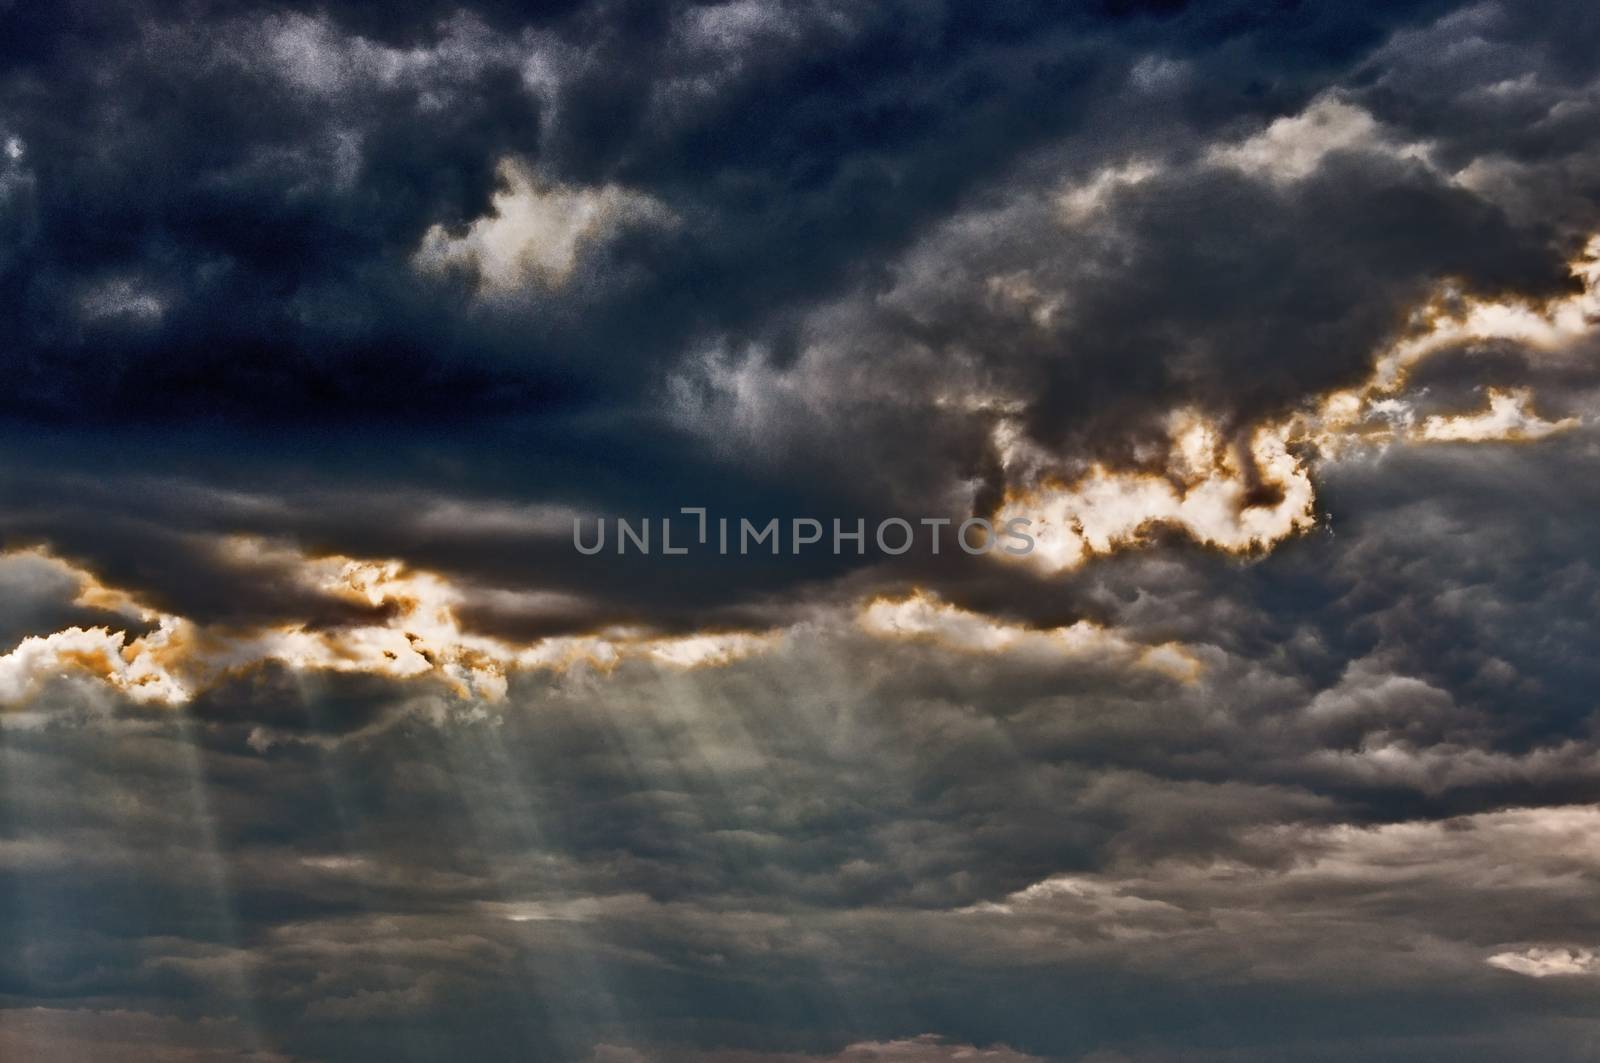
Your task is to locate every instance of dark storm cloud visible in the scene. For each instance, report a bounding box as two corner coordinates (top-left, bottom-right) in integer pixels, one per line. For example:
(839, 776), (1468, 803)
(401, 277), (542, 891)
(6, 2), (1600, 1061)
(751, 146), (1574, 489)
(0, 551), (159, 652)
(8, 441), (1600, 1060)
(3, 0), (1592, 635)
(0, 4), (1490, 472)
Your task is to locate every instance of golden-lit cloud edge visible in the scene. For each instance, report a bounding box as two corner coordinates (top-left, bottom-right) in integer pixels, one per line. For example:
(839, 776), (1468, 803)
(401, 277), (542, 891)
(0, 547), (1207, 710)
(993, 236), (1599, 574)
(4, 240), (1594, 709)
(0, 546), (786, 707)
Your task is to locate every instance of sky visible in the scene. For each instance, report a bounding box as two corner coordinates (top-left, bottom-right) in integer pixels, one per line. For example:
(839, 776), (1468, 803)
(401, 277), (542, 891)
(2, 0), (1600, 1059)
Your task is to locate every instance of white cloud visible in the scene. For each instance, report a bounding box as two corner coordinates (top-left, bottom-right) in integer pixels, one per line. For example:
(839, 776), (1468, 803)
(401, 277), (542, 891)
(0, 545), (784, 712)
(1207, 96), (1432, 183)
(78, 277), (166, 323)
(858, 591), (1201, 680)
(994, 414), (1317, 573)
(1487, 945), (1600, 978)
(413, 158), (672, 292)
(946, 805), (1600, 983)
(1056, 159), (1159, 223)
(0, 624), (190, 706)
(1419, 388), (1580, 442)
(261, 11), (516, 96)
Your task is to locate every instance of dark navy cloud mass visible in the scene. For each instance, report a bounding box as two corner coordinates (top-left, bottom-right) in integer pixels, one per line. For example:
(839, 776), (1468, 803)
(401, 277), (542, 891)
(3, 1), (1600, 1060)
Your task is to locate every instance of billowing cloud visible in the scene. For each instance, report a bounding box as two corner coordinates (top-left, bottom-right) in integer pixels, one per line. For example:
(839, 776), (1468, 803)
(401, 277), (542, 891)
(1487, 946), (1600, 978)
(414, 158), (673, 291)
(1206, 94), (1434, 184)
(6, 0), (1600, 1060)
(1418, 387), (1581, 441)
(0, 545), (791, 710)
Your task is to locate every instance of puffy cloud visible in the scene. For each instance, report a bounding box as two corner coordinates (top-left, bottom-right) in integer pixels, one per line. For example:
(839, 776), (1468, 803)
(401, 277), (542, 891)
(1418, 387), (1581, 441)
(6, 1), (1600, 1061)
(414, 158), (674, 292)
(0, 545), (793, 711)
(994, 417), (1317, 573)
(859, 591), (1202, 680)
(1487, 946), (1600, 978)
(0, 623), (189, 706)
(1205, 95), (1434, 183)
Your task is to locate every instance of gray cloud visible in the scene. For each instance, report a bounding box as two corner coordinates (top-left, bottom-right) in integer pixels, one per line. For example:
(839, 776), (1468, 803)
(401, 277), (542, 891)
(4, 1), (1600, 1060)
